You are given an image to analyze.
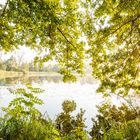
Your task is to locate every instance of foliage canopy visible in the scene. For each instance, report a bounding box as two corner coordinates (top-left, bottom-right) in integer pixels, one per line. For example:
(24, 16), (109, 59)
(84, 0), (140, 96)
(0, 0), (140, 95)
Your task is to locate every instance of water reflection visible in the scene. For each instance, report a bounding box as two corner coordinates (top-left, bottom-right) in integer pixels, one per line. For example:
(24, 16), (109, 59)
(0, 75), (125, 129)
(0, 76), (62, 86)
(0, 81), (103, 129)
(0, 75), (98, 86)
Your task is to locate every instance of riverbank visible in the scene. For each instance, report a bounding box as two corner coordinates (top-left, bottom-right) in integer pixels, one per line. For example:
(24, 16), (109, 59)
(0, 70), (94, 79)
(0, 70), (23, 78)
(0, 70), (61, 79)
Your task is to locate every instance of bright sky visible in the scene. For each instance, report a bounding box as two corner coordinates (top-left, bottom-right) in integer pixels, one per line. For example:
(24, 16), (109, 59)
(0, 46), (38, 63)
(0, 0), (6, 5)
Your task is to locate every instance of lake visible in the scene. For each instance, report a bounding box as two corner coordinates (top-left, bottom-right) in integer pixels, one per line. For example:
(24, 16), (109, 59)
(0, 75), (127, 130)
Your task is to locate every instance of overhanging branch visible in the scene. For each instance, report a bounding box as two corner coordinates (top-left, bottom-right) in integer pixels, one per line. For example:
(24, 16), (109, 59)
(57, 27), (75, 48)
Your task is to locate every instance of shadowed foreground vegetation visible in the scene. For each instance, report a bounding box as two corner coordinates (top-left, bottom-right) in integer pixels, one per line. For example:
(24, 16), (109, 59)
(0, 86), (140, 140)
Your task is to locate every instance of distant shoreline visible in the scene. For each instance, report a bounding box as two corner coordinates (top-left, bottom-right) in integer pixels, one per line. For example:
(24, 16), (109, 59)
(0, 70), (61, 79)
(0, 70), (94, 79)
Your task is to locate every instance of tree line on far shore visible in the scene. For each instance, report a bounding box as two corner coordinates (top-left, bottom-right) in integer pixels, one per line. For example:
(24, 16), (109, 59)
(0, 56), (59, 73)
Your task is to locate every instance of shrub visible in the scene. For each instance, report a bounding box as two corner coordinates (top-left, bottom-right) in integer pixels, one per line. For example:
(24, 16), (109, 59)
(0, 85), (60, 140)
(55, 100), (89, 139)
(90, 103), (140, 140)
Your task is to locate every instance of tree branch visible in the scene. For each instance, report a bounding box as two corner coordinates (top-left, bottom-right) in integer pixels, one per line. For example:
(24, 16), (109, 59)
(114, 93), (138, 114)
(1, 0), (9, 16)
(111, 15), (140, 35)
(57, 27), (75, 48)
(97, 14), (140, 43)
(91, 15), (140, 58)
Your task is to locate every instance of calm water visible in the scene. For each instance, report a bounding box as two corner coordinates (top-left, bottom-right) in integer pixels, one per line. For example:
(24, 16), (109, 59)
(0, 75), (126, 129)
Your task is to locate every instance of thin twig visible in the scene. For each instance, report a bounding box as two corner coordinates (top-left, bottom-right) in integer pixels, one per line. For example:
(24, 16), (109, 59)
(113, 93), (138, 114)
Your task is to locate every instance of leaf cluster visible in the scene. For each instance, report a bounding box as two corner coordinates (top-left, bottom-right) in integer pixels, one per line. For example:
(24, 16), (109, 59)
(2, 84), (44, 118)
(55, 100), (88, 139)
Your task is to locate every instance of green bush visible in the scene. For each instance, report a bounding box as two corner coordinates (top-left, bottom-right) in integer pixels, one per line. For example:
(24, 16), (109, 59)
(55, 100), (89, 139)
(0, 85), (61, 140)
(90, 103), (140, 140)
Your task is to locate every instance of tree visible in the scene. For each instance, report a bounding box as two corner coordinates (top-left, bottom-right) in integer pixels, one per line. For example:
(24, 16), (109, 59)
(0, 0), (139, 96)
(0, 0), (85, 81)
(21, 62), (29, 73)
(82, 0), (140, 96)
(16, 51), (25, 71)
(5, 56), (17, 71)
(0, 58), (6, 70)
